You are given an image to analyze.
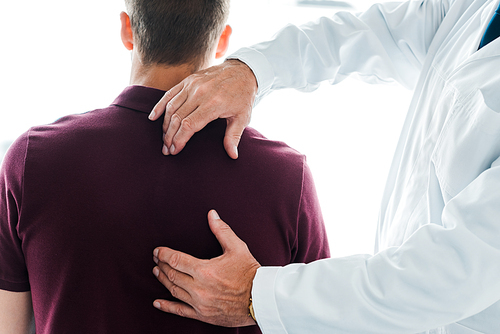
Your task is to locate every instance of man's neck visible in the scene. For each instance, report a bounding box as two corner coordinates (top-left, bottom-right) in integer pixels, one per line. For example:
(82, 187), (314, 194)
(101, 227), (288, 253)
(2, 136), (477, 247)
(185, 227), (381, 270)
(129, 56), (198, 92)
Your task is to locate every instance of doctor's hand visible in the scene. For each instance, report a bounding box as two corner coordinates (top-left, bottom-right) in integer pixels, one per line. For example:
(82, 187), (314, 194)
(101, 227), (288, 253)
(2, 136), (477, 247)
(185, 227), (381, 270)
(148, 59), (258, 159)
(152, 210), (261, 327)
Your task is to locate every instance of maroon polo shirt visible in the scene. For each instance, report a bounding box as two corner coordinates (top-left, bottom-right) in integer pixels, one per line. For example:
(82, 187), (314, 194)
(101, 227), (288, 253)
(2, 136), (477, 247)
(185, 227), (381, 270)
(0, 85), (329, 333)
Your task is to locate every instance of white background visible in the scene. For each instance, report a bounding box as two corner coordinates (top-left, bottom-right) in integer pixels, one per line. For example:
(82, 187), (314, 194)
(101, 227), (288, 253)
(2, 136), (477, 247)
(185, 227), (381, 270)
(0, 0), (413, 257)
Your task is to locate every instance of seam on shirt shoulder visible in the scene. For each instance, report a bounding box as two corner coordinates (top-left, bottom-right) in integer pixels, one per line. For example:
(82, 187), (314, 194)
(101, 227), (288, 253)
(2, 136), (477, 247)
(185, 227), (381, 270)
(16, 129), (30, 235)
(292, 155), (307, 261)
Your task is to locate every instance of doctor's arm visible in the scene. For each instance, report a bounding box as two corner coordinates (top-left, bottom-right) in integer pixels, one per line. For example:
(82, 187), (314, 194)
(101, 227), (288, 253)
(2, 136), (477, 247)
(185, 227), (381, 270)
(0, 290), (35, 334)
(150, 0), (452, 157)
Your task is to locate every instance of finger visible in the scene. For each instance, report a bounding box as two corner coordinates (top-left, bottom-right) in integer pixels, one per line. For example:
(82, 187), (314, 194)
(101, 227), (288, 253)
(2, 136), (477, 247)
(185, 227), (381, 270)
(164, 112), (183, 150)
(156, 261), (195, 291)
(153, 266), (193, 303)
(153, 299), (200, 321)
(207, 210), (244, 253)
(150, 83), (184, 121)
(154, 247), (202, 277)
(169, 106), (219, 155)
(223, 117), (248, 159)
(162, 89), (189, 136)
(163, 97), (203, 151)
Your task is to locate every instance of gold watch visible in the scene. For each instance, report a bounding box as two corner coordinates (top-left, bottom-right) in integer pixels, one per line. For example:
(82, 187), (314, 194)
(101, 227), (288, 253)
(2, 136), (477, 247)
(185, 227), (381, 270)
(248, 297), (257, 322)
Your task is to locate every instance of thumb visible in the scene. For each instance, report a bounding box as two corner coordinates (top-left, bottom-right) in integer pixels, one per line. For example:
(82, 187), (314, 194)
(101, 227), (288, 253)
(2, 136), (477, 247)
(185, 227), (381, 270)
(207, 210), (242, 253)
(224, 117), (247, 160)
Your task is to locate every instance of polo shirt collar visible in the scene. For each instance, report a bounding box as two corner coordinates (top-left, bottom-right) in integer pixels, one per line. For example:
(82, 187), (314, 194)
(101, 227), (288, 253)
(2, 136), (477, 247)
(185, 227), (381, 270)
(111, 85), (166, 114)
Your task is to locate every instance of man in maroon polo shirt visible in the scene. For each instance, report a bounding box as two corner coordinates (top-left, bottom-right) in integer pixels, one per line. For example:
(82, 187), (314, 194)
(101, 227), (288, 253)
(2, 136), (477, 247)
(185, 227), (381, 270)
(0, 0), (330, 333)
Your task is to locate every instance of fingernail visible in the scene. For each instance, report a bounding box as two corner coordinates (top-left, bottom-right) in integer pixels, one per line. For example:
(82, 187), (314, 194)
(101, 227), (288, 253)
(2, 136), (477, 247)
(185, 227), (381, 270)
(148, 110), (156, 120)
(233, 146), (239, 158)
(153, 248), (159, 257)
(153, 301), (161, 309)
(153, 267), (160, 277)
(170, 144), (175, 155)
(162, 145), (170, 155)
(153, 256), (159, 264)
(211, 210), (220, 220)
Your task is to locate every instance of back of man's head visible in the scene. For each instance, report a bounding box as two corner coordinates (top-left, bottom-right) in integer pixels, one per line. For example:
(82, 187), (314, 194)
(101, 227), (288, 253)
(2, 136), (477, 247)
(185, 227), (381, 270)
(124, 0), (230, 69)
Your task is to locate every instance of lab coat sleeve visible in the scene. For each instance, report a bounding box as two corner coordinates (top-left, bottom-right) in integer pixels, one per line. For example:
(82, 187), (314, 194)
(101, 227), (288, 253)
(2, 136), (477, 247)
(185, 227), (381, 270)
(229, 0), (453, 104)
(252, 164), (500, 333)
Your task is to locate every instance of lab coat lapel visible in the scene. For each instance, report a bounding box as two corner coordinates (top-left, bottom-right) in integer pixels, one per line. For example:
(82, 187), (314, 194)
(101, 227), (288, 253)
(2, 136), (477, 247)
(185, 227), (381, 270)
(433, 0), (500, 80)
(474, 0), (500, 56)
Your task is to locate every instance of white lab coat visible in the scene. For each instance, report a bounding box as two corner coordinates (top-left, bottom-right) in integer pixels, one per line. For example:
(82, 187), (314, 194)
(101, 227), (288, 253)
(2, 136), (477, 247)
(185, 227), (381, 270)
(229, 0), (500, 332)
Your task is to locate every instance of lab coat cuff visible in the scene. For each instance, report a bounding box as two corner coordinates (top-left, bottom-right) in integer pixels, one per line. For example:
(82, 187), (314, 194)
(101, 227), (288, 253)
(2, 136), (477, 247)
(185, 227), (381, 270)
(252, 266), (288, 334)
(227, 47), (275, 106)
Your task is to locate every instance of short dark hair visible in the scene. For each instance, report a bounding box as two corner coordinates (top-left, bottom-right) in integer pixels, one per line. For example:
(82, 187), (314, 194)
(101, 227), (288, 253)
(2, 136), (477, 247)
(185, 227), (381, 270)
(124, 0), (230, 69)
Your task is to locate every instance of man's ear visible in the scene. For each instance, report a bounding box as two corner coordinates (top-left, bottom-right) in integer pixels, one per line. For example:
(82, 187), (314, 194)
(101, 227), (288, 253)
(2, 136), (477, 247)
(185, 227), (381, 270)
(120, 12), (134, 51)
(215, 25), (232, 59)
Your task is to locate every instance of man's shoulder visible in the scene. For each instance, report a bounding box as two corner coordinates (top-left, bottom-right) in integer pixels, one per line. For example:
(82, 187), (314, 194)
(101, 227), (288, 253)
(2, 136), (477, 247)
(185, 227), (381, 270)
(15, 106), (132, 168)
(189, 119), (306, 168)
(241, 126), (305, 162)
(237, 126), (307, 181)
(29, 107), (116, 138)
(26, 103), (142, 153)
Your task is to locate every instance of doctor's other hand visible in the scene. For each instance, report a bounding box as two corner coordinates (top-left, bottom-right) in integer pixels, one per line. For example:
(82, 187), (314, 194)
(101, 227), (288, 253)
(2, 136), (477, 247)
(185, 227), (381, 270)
(149, 59), (258, 159)
(152, 210), (261, 327)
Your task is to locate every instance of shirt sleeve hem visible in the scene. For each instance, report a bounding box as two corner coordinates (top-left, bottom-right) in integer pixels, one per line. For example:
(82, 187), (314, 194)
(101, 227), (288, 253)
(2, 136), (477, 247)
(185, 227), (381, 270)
(0, 279), (30, 292)
(252, 266), (288, 334)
